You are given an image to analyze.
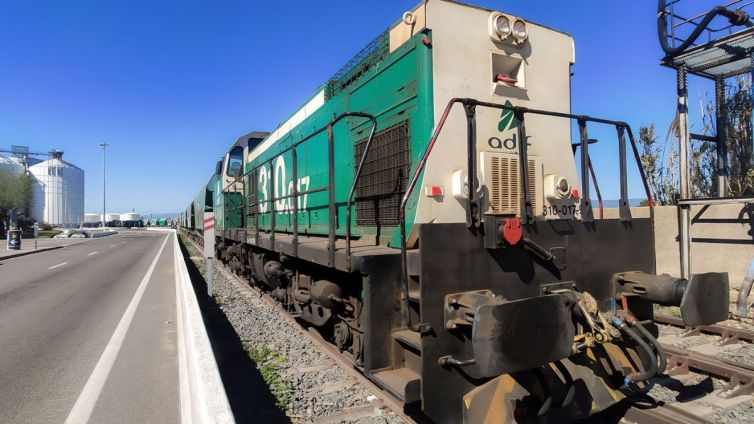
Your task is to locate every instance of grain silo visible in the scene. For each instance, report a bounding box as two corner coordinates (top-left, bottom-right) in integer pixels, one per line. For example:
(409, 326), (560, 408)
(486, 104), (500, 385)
(28, 151), (85, 227)
(0, 154), (23, 176)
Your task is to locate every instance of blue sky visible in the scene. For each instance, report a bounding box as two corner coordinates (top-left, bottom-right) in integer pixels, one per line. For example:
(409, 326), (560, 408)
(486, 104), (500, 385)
(0, 1), (733, 214)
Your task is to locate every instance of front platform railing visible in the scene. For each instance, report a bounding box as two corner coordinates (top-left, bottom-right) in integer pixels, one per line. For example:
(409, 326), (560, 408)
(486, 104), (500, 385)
(398, 97), (654, 332)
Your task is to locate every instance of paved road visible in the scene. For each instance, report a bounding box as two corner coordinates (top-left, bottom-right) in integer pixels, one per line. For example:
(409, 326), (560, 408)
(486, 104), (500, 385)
(0, 230), (179, 423)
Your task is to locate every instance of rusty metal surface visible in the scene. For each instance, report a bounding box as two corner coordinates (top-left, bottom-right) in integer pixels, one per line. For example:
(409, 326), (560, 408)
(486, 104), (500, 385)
(655, 313), (754, 344)
(624, 402), (711, 424)
(662, 344), (754, 398)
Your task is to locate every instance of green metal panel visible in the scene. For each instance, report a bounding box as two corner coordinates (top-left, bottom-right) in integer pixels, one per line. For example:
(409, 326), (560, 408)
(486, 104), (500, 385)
(213, 173), (244, 232)
(245, 31), (434, 248)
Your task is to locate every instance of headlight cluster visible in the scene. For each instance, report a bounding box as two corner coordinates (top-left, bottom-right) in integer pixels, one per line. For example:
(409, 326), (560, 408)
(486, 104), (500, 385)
(489, 12), (528, 44)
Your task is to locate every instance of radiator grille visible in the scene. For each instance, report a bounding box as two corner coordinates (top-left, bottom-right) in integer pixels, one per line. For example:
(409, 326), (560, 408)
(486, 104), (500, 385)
(489, 156), (537, 215)
(246, 170), (258, 223)
(353, 121), (410, 226)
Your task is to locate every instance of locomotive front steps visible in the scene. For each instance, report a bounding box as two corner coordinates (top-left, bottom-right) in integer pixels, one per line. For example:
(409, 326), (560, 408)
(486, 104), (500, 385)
(394, 329), (422, 352)
(371, 367), (421, 403)
(406, 250), (421, 277)
(408, 289), (421, 303)
(375, 328), (423, 404)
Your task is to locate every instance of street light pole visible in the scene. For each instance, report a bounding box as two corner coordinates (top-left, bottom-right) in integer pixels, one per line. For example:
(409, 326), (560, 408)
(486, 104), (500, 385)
(99, 143), (109, 228)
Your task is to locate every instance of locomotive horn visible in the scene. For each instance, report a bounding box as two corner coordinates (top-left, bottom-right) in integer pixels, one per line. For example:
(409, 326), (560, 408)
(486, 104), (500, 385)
(613, 271), (729, 326)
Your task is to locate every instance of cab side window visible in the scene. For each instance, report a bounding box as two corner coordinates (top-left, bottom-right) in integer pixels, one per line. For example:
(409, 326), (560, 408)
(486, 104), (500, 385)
(248, 137), (264, 151)
(226, 146), (244, 177)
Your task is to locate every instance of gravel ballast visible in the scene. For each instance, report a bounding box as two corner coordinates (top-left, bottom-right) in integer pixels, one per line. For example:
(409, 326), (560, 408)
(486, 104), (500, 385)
(180, 235), (404, 423)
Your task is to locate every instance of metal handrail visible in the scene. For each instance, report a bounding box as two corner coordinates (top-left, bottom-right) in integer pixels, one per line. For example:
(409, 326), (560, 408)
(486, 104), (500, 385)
(233, 111), (377, 268)
(397, 97), (654, 332)
(663, 0), (754, 48)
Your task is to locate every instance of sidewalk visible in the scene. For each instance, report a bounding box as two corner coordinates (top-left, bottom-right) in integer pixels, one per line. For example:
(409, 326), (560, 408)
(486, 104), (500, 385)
(0, 236), (93, 260)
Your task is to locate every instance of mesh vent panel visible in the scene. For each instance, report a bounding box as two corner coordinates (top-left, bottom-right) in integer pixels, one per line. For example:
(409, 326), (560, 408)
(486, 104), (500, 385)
(353, 121), (410, 226)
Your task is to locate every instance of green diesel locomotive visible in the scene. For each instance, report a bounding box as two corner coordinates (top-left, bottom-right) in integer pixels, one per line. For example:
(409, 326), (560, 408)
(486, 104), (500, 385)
(182, 1), (730, 422)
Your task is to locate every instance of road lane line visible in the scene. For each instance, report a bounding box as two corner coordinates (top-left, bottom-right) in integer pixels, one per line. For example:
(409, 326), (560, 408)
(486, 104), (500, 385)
(87, 251), (98, 256)
(48, 262), (68, 269)
(108, 245), (116, 248)
(64, 234), (170, 424)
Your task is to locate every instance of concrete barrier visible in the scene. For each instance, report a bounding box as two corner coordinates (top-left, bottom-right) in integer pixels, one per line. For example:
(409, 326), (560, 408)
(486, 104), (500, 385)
(605, 205), (753, 288)
(88, 229), (117, 238)
(161, 229), (234, 423)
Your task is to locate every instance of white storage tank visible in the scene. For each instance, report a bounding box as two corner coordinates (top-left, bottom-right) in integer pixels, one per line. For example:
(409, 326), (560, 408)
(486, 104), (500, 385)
(84, 213), (100, 223)
(120, 212), (142, 227)
(0, 154), (23, 176)
(28, 151), (85, 227)
(120, 212), (141, 221)
(105, 213), (120, 222)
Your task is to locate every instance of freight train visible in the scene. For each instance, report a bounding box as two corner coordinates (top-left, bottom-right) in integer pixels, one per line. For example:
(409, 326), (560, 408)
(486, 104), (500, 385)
(181, 1), (731, 422)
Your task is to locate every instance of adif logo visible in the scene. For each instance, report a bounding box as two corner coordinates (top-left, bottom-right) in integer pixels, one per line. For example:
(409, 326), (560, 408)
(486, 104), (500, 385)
(497, 100), (518, 133)
(488, 99), (529, 150)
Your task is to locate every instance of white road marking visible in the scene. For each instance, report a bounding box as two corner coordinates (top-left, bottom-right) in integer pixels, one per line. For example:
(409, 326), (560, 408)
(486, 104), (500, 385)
(48, 262), (68, 269)
(64, 234), (170, 424)
(108, 245), (116, 248)
(87, 251), (98, 256)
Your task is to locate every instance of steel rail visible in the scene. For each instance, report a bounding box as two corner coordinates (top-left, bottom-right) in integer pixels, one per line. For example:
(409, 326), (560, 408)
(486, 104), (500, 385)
(654, 313), (754, 344)
(624, 402), (711, 424)
(662, 344), (754, 398)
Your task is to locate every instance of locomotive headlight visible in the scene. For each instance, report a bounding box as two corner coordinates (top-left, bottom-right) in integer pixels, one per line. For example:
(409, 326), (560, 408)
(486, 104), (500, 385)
(545, 174), (571, 201)
(512, 19), (528, 43)
(489, 13), (511, 41)
(495, 15), (511, 38)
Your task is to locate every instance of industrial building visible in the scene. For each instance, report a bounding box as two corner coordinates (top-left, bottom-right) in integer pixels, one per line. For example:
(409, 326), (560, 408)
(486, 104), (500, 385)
(1, 147), (85, 228)
(0, 154), (24, 176)
(28, 151), (85, 227)
(81, 212), (144, 227)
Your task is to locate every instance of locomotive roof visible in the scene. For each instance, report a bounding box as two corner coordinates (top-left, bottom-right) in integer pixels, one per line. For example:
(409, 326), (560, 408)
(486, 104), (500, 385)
(224, 130), (270, 157)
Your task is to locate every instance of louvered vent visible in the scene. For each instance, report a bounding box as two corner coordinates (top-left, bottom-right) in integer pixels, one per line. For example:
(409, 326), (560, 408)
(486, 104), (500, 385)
(489, 156), (537, 215)
(246, 170), (258, 221)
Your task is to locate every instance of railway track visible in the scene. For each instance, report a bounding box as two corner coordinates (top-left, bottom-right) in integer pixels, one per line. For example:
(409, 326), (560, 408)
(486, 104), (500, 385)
(624, 401), (712, 424)
(618, 313), (754, 423)
(655, 313), (754, 345)
(180, 230), (413, 423)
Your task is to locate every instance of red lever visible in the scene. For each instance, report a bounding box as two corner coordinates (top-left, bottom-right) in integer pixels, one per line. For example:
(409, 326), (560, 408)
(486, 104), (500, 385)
(502, 218), (522, 245)
(496, 74), (518, 85)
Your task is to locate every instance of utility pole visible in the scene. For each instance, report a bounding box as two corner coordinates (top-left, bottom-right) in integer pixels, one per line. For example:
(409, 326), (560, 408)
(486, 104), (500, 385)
(99, 143), (110, 228)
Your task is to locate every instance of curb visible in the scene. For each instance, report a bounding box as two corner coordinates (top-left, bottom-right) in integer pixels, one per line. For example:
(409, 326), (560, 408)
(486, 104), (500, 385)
(0, 246), (63, 261)
(170, 229), (235, 424)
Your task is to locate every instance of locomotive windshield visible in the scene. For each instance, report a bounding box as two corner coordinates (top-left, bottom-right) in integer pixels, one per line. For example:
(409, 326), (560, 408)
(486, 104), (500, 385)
(226, 146), (243, 177)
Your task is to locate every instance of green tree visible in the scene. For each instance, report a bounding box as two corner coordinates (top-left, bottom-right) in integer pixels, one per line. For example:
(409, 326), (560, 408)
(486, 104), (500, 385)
(0, 168), (34, 233)
(638, 123), (678, 205)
